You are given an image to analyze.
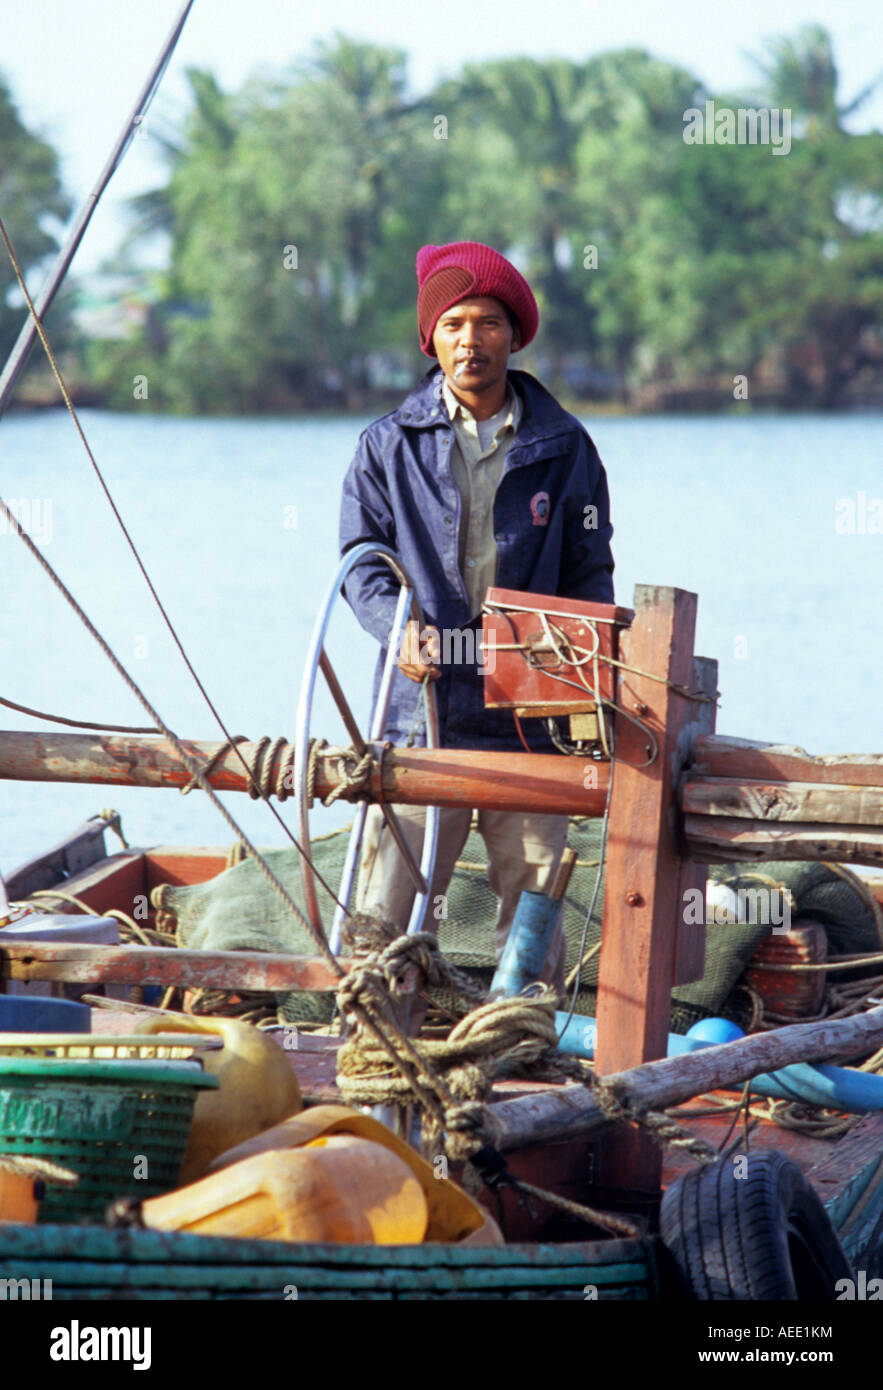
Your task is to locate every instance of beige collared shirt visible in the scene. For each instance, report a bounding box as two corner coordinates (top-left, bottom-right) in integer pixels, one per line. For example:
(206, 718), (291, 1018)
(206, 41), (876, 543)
(442, 377), (522, 616)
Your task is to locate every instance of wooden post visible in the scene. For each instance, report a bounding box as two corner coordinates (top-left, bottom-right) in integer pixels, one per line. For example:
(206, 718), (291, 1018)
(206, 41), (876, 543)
(594, 586), (699, 1194)
(672, 654), (718, 985)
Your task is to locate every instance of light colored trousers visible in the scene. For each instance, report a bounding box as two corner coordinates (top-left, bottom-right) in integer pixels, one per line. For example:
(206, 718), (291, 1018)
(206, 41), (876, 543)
(357, 804), (569, 995)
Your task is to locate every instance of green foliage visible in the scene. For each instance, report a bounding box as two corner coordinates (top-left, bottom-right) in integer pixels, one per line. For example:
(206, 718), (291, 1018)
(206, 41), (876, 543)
(81, 28), (883, 412)
(0, 75), (71, 362)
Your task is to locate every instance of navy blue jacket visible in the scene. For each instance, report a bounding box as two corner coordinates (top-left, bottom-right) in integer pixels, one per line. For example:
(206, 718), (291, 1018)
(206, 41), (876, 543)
(339, 366), (614, 751)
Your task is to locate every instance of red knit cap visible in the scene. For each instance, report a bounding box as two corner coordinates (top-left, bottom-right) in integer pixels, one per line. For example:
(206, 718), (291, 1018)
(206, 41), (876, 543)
(416, 241), (539, 357)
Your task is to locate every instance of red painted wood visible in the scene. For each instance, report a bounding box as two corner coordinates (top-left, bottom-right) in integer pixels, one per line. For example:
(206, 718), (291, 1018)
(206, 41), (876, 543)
(482, 588), (631, 713)
(594, 586), (698, 1193)
(381, 748), (608, 813)
(145, 848), (229, 891)
(0, 942), (345, 991)
(0, 732), (609, 816)
(659, 1100), (834, 1189)
(25, 849), (147, 919)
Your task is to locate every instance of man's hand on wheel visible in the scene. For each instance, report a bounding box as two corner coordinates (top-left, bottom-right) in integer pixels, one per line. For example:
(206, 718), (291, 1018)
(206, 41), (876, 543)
(398, 619), (441, 683)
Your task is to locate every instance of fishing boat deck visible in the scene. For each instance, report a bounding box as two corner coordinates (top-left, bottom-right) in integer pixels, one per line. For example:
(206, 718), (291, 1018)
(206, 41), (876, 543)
(87, 1004), (841, 1186)
(7, 833), (883, 1246)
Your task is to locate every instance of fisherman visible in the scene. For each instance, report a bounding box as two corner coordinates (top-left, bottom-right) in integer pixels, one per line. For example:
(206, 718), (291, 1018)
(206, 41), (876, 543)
(339, 240), (614, 1004)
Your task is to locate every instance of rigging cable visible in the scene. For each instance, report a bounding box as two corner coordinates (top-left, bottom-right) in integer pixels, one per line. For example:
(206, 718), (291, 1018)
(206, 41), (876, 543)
(0, 214), (350, 927)
(0, 216), (343, 972)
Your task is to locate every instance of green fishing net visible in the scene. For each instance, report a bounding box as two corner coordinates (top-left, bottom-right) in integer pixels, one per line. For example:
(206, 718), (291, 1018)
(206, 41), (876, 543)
(154, 822), (882, 1031)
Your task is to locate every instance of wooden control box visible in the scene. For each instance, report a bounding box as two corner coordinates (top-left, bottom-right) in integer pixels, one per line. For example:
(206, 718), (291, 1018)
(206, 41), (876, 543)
(481, 588), (633, 717)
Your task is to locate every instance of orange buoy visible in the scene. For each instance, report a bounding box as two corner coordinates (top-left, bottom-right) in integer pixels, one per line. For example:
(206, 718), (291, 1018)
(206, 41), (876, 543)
(142, 1134), (428, 1244)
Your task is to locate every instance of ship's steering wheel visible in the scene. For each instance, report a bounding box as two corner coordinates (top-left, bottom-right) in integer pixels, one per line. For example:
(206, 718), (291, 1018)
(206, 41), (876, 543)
(292, 543), (439, 955)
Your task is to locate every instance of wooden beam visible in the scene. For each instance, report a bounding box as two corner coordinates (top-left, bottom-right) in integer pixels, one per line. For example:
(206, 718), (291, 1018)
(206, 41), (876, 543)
(0, 942), (345, 991)
(489, 1006), (883, 1153)
(682, 776), (883, 825)
(594, 585), (699, 1193)
(693, 736), (883, 789)
(379, 747), (607, 814)
(684, 814), (883, 867)
(0, 732), (609, 817)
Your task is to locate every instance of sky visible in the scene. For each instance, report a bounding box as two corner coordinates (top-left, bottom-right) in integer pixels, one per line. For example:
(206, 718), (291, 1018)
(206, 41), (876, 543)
(4, 0), (883, 274)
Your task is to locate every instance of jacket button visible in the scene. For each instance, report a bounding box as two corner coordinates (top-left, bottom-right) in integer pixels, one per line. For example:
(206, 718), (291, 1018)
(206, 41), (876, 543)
(443, 516), (453, 527)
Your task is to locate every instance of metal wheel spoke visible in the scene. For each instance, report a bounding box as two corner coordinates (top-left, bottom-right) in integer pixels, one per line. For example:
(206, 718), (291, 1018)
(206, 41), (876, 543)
(378, 802), (428, 895)
(294, 543), (440, 948)
(319, 651), (367, 753)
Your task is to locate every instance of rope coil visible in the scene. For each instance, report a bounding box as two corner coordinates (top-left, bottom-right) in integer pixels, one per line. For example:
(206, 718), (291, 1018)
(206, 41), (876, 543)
(335, 932), (721, 1218)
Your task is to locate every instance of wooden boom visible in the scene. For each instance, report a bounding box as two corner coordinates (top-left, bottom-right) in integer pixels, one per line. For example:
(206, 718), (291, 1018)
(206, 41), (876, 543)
(0, 731), (607, 816)
(2, 729), (883, 864)
(490, 1005), (883, 1152)
(682, 735), (883, 867)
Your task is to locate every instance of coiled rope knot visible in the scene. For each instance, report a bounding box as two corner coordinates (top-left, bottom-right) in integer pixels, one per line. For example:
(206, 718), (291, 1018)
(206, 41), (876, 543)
(336, 933), (447, 1024)
(334, 949), (668, 1238)
(336, 939), (561, 1164)
(308, 739), (376, 807)
(179, 734), (295, 802)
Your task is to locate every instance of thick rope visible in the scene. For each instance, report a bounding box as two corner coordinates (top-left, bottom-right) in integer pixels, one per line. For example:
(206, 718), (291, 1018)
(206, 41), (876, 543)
(304, 738), (378, 809)
(322, 747), (375, 807)
(589, 1077), (719, 1164)
(24, 888), (159, 948)
(335, 935), (720, 1178)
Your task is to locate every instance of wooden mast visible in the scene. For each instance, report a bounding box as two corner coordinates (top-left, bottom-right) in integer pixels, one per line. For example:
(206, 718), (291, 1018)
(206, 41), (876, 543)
(593, 587), (708, 1194)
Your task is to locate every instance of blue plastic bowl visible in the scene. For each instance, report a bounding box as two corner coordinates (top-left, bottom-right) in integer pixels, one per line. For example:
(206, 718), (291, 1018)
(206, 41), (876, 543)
(0, 996), (91, 1033)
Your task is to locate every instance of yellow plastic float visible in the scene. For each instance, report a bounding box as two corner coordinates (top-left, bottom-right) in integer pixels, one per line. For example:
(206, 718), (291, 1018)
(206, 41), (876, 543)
(142, 1103), (503, 1246)
(134, 1013), (302, 1183)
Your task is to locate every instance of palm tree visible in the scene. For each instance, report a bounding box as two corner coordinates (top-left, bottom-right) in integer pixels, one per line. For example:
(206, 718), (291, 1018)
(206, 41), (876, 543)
(750, 24), (879, 136)
(123, 68), (237, 246)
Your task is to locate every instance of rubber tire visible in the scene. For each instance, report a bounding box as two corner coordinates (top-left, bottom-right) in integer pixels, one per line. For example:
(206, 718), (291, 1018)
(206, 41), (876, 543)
(660, 1150), (854, 1300)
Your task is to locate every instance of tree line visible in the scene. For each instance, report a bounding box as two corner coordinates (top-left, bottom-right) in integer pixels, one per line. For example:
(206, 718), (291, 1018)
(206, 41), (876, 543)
(3, 25), (883, 413)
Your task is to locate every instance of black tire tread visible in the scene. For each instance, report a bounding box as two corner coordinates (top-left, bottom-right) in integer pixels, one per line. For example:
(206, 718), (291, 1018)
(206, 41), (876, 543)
(660, 1150), (853, 1300)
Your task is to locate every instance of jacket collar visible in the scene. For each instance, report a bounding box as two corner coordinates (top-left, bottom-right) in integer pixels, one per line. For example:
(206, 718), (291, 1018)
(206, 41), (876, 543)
(393, 366), (576, 447)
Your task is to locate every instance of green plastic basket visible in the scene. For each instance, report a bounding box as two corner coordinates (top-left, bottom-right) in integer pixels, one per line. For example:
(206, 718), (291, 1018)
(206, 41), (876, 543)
(0, 1059), (218, 1223)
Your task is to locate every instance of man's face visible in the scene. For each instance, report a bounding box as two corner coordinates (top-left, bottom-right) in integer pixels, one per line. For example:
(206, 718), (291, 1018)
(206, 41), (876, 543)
(431, 296), (521, 397)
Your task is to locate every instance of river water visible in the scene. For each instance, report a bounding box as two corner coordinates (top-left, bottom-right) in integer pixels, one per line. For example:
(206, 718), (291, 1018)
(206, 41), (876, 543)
(1, 406), (881, 873)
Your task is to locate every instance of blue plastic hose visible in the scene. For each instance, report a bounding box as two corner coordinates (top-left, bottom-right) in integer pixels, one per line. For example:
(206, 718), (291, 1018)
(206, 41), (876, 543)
(555, 1012), (883, 1113)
